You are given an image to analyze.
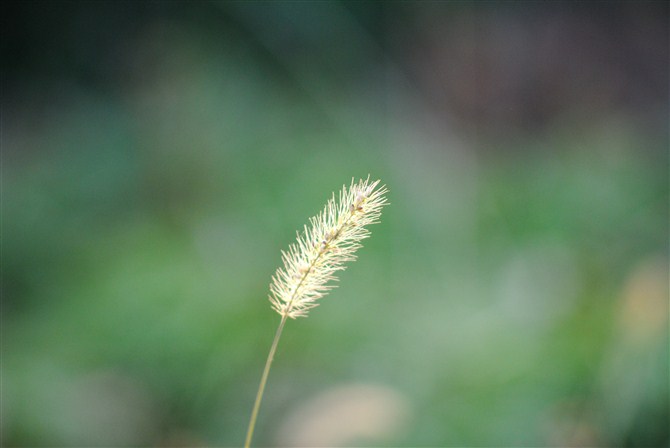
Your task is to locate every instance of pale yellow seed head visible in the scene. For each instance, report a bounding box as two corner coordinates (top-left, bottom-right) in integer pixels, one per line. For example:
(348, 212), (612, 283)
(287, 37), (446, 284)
(268, 177), (388, 319)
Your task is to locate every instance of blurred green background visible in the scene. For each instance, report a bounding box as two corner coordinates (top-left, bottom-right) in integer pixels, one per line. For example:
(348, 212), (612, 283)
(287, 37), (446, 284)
(2, 1), (668, 447)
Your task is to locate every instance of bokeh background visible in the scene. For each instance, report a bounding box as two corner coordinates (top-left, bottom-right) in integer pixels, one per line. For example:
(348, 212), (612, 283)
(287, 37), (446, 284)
(2, 1), (668, 447)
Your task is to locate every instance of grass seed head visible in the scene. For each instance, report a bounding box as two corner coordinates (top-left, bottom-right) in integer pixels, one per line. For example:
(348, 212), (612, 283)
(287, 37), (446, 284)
(269, 177), (388, 319)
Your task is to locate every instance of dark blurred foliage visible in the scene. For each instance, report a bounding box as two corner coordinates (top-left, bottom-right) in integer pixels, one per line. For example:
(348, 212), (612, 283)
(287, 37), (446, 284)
(2, 1), (668, 447)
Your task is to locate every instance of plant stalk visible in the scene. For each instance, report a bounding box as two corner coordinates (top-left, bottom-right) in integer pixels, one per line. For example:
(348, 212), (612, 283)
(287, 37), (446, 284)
(244, 314), (288, 448)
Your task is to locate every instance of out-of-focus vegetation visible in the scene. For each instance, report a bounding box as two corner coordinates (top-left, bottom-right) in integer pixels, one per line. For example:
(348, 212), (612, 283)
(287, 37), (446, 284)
(2, 1), (668, 446)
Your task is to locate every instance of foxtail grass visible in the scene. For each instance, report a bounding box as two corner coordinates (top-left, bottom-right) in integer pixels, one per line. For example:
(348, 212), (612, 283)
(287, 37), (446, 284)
(244, 177), (388, 447)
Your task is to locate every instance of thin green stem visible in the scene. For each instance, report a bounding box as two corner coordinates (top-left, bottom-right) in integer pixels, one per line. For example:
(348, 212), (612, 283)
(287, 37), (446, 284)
(244, 314), (287, 448)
